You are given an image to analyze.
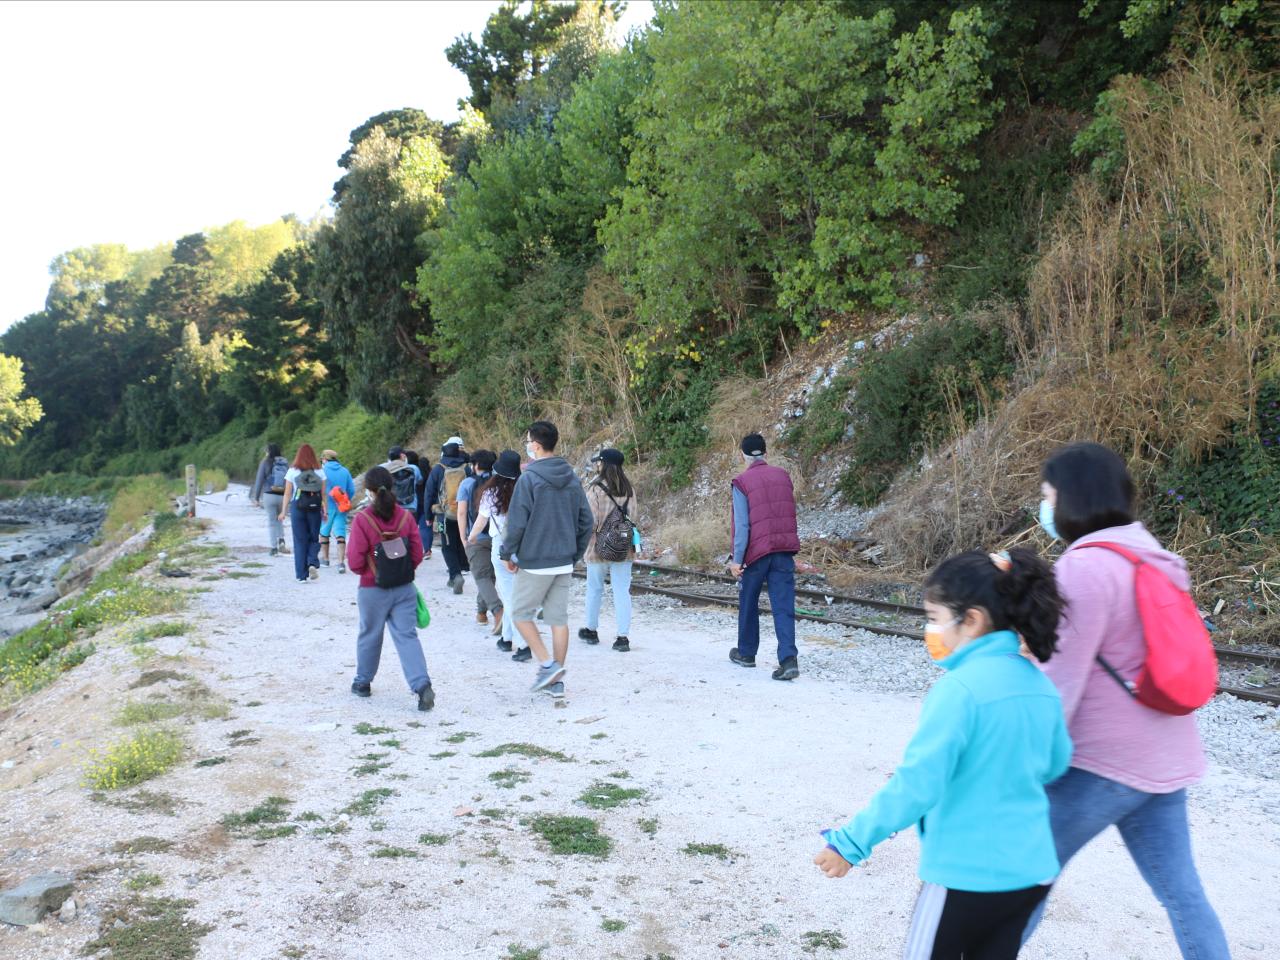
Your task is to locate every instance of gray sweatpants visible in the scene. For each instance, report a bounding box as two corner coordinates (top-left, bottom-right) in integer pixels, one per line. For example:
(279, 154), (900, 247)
(465, 541), (502, 615)
(262, 493), (284, 549)
(354, 583), (430, 693)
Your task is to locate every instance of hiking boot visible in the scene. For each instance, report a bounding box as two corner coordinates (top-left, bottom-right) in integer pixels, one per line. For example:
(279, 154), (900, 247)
(270, 547), (279, 557)
(452, 577), (464, 595)
(351, 682), (371, 698)
(772, 657), (800, 681)
(417, 683), (435, 711)
(579, 627), (600, 645)
(729, 648), (756, 668)
(530, 661), (565, 693)
(476, 612), (489, 625)
(511, 646), (532, 662)
(277, 537), (287, 553)
(613, 636), (630, 652)
(496, 638), (513, 652)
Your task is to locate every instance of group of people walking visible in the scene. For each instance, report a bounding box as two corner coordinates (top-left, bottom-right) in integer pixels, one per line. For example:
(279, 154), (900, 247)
(251, 428), (1228, 960)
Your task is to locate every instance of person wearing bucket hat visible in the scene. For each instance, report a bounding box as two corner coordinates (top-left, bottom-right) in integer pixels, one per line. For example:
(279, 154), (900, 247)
(729, 432), (802, 680)
(468, 450), (523, 653)
(319, 449), (355, 573)
(581, 448), (640, 652)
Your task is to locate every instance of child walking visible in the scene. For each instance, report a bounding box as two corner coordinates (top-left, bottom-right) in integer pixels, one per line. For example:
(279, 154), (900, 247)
(814, 549), (1072, 960)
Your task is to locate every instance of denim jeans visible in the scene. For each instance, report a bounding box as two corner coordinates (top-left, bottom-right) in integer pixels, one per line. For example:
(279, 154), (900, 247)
(737, 551), (797, 662)
(354, 583), (430, 693)
(1024, 767), (1230, 959)
(491, 540), (515, 644)
(585, 561), (632, 635)
(289, 500), (321, 580)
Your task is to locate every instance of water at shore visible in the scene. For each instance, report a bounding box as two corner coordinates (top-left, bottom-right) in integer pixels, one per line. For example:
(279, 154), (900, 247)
(0, 498), (106, 636)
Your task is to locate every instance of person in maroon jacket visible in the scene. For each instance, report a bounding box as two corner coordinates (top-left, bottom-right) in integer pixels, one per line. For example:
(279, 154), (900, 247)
(728, 433), (802, 680)
(347, 465), (434, 711)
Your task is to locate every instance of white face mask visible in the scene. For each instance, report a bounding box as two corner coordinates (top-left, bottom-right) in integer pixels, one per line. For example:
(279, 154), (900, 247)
(525, 443), (537, 459)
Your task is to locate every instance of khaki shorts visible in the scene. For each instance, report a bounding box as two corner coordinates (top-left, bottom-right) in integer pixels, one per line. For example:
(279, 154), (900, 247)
(510, 571), (572, 626)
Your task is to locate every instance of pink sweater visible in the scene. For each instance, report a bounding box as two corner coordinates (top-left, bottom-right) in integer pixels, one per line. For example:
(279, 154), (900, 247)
(1042, 522), (1205, 793)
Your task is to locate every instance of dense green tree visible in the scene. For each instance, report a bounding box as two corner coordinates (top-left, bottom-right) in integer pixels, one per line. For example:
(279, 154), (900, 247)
(334, 108), (444, 200)
(316, 127), (448, 416)
(0, 354), (42, 446)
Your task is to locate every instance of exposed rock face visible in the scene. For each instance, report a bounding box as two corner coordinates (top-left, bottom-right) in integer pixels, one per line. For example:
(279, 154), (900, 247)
(0, 873), (74, 926)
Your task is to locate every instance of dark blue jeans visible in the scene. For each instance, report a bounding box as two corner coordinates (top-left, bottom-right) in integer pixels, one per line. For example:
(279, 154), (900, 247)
(1024, 767), (1230, 959)
(737, 552), (797, 662)
(289, 500), (322, 580)
(418, 515), (433, 555)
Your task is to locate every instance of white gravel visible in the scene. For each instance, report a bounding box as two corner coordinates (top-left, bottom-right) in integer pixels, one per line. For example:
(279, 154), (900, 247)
(0, 485), (1276, 960)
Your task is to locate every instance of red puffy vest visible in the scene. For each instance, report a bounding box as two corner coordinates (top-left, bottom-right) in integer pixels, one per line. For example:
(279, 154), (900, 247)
(732, 460), (801, 568)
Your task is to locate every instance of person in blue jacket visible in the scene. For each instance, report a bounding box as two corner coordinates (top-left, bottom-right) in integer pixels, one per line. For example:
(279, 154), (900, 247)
(815, 548), (1072, 960)
(319, 449), (356, 574)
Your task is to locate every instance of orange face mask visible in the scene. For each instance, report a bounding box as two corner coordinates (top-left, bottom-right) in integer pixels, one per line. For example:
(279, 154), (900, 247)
(924, 617), (961, 661)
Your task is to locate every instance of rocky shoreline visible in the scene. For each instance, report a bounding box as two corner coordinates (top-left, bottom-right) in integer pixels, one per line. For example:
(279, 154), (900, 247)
(0, 497), (107, 635)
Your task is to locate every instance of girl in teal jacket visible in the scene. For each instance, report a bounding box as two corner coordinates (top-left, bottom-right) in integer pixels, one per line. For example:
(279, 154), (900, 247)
(815, 549), (1072, 960)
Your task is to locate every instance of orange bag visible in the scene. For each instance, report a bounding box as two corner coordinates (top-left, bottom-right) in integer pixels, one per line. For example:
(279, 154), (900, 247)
(331, 487), (352, 514)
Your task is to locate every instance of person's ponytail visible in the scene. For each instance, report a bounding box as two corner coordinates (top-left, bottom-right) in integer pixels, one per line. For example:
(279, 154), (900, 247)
(364, 466), (397, 522)
(923, 547), (1064, 662)
(993, 547), (1063, 663)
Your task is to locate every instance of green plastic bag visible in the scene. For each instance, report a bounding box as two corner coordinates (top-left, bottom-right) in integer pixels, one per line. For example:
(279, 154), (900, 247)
(415, 587), (431, 629)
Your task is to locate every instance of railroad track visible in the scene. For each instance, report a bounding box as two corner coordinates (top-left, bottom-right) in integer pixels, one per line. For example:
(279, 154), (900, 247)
(574, 561), (1280, 707)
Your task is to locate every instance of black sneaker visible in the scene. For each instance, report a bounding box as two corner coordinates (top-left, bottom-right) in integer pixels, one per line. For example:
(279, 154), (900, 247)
(772, 657), (800, 681)
(269, 547), (279, 557)
(579, 627), (600, 645)
(612, 636), (630, 652)
(496, 639), (513, 652)
(729, 648), (756, 668)
(351, 682), (371, 698)
(417, 683), (435, 711)
(511, 646), (532, 662)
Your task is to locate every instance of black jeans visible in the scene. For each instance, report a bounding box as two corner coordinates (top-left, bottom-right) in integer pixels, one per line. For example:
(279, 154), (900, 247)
(439, 517), (470, 579)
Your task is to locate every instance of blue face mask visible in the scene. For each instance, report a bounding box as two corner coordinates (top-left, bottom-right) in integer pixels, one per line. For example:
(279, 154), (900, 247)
(1038, 499), (1061, 541)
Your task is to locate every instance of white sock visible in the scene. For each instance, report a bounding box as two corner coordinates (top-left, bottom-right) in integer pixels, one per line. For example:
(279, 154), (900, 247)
(542, 659), (558, 669)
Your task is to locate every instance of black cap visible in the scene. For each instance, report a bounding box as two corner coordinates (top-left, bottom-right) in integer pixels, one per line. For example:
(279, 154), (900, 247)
(494, 449), (522, 480)
(388, 445), (404, 461)
(591, 448), (625, 467)
(740, 433), (766, 457)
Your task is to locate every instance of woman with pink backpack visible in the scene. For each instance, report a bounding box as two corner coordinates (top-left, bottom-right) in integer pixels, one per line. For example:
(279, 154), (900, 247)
(1025, 442), (1229, 958)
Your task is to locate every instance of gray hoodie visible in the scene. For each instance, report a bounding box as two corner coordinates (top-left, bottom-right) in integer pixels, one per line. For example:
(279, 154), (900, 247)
(500, 456), (593, 570)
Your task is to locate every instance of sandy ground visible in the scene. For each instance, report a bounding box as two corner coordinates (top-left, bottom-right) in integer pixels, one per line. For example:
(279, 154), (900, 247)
(1, 486), (1277, 960)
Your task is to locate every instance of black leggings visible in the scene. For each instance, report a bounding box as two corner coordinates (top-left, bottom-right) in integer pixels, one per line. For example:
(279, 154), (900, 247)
(904, 882), (1051, 960)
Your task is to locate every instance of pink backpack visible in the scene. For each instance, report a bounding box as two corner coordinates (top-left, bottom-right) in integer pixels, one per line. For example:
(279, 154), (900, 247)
(1076, 542), (1218, 715)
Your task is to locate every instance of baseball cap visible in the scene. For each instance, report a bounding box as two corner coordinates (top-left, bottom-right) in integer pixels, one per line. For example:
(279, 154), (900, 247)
(740, 433), (766, 457)
(591, 448), (625, 466)
(444, 436), (464, 448)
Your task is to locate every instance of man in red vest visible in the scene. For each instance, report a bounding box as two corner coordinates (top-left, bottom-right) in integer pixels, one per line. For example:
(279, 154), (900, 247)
(728, 433), (801, 680)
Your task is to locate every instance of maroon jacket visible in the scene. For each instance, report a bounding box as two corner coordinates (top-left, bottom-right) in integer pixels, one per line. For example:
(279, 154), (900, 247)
(731, 460), (801, 568)
(347, 505), (424, 589)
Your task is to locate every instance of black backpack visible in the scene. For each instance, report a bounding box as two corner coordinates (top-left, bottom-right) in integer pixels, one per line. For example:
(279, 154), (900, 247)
(358, 510), (415, 589)
(391, 466), (417, 508)
(295, 469), (323, 509)
(595, 490), (636, 563)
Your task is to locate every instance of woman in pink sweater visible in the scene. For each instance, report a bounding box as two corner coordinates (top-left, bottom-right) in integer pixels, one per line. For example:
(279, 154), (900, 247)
(1025, 442), (1229, 958)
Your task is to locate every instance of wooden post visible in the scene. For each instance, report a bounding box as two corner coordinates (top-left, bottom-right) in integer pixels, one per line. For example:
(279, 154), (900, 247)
(185, 464), (197, 518)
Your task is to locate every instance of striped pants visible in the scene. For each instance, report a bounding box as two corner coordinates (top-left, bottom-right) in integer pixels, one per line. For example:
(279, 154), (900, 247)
(903, 882), (1050, 960)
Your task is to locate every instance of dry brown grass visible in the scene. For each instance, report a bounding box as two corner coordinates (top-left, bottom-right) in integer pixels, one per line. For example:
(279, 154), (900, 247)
(874, 50), (1280, 573)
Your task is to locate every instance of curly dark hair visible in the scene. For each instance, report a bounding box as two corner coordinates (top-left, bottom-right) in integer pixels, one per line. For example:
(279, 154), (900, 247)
(924, 547), (1064, 662)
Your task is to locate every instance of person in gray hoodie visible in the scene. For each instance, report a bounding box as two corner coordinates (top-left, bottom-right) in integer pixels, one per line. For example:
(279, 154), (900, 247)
(500, 420), (593, 699)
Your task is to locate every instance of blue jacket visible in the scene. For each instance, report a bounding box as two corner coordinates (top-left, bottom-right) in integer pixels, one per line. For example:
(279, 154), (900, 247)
(322, 460), (355, 514)
(823, 631), (1071, 891)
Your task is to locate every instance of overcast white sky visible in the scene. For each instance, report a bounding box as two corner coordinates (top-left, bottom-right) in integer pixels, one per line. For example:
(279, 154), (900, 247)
(0, 0), (654, 332)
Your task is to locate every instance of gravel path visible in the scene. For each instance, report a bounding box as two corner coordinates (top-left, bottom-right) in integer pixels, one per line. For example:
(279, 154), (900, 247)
(1, 486), (1277, 959)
